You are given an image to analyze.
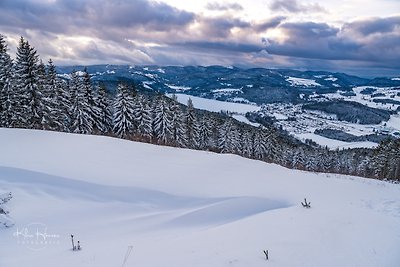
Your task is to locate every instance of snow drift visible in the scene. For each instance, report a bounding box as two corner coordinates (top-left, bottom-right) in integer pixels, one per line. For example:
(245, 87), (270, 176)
(0, 128), (399, 267)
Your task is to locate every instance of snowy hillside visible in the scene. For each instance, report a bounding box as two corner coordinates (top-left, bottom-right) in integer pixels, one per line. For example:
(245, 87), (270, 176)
(56, 65), (400, 148)
(0, 128), (399, 267)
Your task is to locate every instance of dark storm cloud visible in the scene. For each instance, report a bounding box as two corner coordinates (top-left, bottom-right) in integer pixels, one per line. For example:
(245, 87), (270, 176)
(281, 22), (339, 39)
(0, 0), (195, 33)
(174, 41), (265, 53)
(265, 18), (400, 67)
(269, 0), (326, 13)
(197, 17), (251, 38)
(343, 16), (400, 36)
(0, 0), (398, 75)
(254, 16), (286, 32)
(91, 0), (194, 30)
(266, 22), (359, 60)
(206, 2), (244, 11)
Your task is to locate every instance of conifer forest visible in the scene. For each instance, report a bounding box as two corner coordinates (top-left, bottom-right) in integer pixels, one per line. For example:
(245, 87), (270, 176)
(1, 35), (399, 181)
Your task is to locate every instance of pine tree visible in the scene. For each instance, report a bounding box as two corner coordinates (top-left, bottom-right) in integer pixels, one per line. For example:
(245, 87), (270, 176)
(357, 154), (371, 177)
(262, 128), (279, 162)
(37, 60), (52, 129)
(46, 59), (70, 131)
(152, 95), (172, 144)
(252, 127), (268, 160)
(292, 147), (306, 169)
(113, 83), (135, 138)
(237, 128), (251, 158)
(0, 34), (6, 89)
(183, 98), (199, 148)
(197, 115), (213, 150)
(69, 71), (92, 134)
(134, 94), (152, 140)
(96, 84), (113, 134)
(82, 68), (102, 133)
(14, 37), (44, 128)
(305, 156), (318, 172)
(0, 35), (15, 127)
(169, 95), (186, 147)
(217, 119), (240, 154)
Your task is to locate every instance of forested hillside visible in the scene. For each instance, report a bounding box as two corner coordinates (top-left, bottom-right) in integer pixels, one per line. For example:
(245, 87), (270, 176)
(1, 35), (399, 181)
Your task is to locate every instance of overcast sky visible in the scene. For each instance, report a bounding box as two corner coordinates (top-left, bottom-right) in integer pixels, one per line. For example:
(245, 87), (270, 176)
(0, 0), (399, 77)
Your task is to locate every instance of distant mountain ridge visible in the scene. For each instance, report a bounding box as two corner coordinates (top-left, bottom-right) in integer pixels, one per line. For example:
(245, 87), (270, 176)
(56, 65), (400, 105)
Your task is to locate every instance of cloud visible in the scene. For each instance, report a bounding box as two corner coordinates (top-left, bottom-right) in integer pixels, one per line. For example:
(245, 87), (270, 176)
(196, 16), (251, 38)
(343, 16), (400, 36)
(269, 0), (326, 13)
(0, 0), (398, 76)
(206, 2), (244, 11)
(265, 17), (400, 68)
(174, 41), (265, 53)
(0, 0), (195, 34)
(254, 16), (286, 32)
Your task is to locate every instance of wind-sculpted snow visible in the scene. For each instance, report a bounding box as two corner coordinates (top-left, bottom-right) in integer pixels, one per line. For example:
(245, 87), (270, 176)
(165, 197), (290, 227)
(0, 128), (399, 267)
(0, 166), (214, 209)
(0, 166), (291, 230)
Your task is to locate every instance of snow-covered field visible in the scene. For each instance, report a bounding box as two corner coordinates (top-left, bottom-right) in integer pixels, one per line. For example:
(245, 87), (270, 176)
(286, 77), (321, 87)
(294, 132), (378, 149)
(1, 128), (399, 267)
(168, 93), (260, 113)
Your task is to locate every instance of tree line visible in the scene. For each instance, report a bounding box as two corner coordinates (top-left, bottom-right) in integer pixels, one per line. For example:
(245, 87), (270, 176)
(0, 34), (399, 181)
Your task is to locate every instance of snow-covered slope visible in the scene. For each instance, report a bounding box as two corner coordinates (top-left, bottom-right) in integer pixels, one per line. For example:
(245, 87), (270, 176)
(168, 93), (260, 113)
(0, 128), (399, 267)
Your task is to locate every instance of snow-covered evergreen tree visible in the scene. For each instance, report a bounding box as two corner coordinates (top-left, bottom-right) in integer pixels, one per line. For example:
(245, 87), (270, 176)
(305, 155), (318, 172)
(0, 35), (15, 127)
(69, 71), (92, 134)
(169, 95), (186, 147)
(239, 127), (253, 158)
(37, 60), (52, 129)
(134, 94), (152, 139)
(113, 83), (135, 138)
(263, 129), (279, 162)
(96, 84), (113, 134)
(0, 192), (14, 228)
(46, 59), (70, 131)
(183, 98), (199, 148)
(292, 147), (306, 169)
(14, 37), (45, 128)
(197, 115), (214, 150)
(82, 68), (102, 133)
(218, 119), (240, 154)
(253, 128), (268, 160)
(152, 95), (172, 144)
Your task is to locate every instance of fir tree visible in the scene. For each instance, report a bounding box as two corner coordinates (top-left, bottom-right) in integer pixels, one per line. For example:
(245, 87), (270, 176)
(82, 68), (101, 133)
(263, 129), (279, 162)
(253, 128), (268, 160)
(37, 60), (52, 129)
(218, 119), (240, 154)
(0, 35), (15, 127)
(169, 95), (186, 147)
(96, 84), (113, 134)
(14, 36), (44, 128)
(69, 71), (92, 134)
(113, 83), (135, 138)
(152, 95), (172, 144)
(134, 94), (152, 139)
(46, 59), (70, 131)
(197, 115), (214, 150)
(183, 98), (199, 148)
(245, 128), (256, 158)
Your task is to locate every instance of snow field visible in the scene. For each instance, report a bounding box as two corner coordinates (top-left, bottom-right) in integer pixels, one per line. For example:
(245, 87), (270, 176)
(0, 128), (399, 267)
(286, 77), (321, 87)
(167, 93), (260, 114)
